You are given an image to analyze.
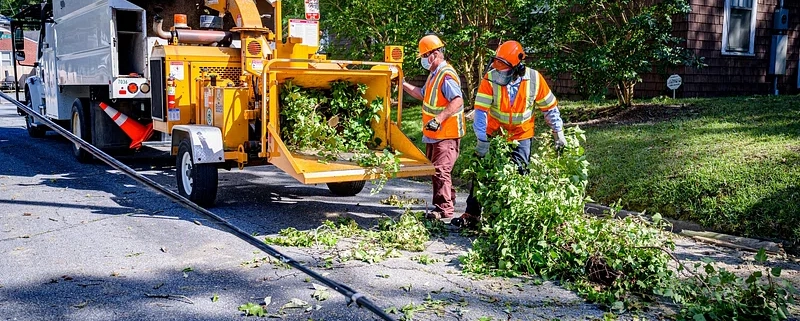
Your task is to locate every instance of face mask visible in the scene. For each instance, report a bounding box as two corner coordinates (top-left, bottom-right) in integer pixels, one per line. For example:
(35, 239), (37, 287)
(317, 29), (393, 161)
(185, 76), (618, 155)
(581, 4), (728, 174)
(420, 55), (432, 70)
(489, 68), (515, 86)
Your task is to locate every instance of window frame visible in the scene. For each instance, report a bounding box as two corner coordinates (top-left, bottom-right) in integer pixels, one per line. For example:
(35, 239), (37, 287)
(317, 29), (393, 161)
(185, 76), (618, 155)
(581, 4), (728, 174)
(721, 0), (758, 56)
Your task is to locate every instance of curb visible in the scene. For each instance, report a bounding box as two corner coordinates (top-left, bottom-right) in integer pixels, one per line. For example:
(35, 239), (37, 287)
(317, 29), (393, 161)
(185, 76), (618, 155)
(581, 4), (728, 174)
(584, 203), (786, 255)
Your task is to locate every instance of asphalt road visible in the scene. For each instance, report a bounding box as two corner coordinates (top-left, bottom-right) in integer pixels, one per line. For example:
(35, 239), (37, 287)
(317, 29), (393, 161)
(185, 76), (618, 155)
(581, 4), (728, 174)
(0, 102), (608, 321)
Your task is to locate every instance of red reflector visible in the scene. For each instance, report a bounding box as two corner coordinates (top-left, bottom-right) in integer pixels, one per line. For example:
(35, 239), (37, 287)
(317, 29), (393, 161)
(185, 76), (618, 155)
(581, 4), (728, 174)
(119, 89), (126, 94)
(127, 83), (139, 94)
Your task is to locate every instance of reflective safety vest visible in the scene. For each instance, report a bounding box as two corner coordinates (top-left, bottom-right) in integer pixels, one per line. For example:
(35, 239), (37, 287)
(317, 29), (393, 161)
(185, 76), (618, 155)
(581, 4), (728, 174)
(475, 68), (546, 140)
(422, 65), (466, 140)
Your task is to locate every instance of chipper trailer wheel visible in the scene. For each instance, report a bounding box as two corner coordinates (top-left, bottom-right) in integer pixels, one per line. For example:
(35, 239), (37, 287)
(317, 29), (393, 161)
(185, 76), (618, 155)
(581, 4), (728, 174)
(176, 139), (218, 207)
(24, 90), (46, 138)
(326, 180), (366, 196)
(71, 100), (93, 163)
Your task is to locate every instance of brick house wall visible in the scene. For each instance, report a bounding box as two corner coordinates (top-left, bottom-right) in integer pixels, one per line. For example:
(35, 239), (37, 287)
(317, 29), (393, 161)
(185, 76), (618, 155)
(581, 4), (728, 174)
(550, 0), (800, 99)
(0, 30), (37, 86)
(676, 0), (799, 97)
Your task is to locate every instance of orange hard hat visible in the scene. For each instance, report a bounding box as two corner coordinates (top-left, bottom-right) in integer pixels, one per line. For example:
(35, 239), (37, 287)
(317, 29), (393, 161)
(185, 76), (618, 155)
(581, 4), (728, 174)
(418, 35), (445, 58)
(492, 41), (526, 70)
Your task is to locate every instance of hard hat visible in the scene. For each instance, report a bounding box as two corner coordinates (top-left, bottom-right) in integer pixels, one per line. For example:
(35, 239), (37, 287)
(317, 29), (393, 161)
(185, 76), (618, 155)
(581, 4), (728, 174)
(418, 35), (445, 58)
(492, 41), (526, 71)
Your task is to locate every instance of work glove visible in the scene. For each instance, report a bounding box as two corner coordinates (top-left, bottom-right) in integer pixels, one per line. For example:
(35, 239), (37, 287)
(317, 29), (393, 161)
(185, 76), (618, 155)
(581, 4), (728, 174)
(425, 118), (441, 132)
(554, 131), (567, 153)
(475, 139), (490, 158)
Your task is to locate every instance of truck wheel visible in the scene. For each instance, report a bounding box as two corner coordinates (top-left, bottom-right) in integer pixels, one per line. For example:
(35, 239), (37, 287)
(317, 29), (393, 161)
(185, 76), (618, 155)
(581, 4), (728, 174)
(326, 180), (366, 196)
(177, 139), (218, 207)
(71, 100), (92, 163)
(24, 90), (46, 138)
(25, 115), (47, 138)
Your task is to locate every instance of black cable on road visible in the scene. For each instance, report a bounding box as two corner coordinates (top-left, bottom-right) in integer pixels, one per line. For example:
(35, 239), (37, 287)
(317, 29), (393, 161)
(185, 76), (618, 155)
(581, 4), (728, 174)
(1, 92), (395, 321)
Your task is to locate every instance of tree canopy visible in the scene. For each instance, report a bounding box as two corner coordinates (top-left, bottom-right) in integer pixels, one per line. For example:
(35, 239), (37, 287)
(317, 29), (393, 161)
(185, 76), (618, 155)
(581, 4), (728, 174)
(308, 0), (698, 106)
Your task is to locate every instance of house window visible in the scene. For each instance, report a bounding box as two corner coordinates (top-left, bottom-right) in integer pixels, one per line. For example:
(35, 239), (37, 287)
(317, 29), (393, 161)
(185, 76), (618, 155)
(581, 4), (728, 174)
(0, 52), (11, 65)
(722, 0), (758, 55)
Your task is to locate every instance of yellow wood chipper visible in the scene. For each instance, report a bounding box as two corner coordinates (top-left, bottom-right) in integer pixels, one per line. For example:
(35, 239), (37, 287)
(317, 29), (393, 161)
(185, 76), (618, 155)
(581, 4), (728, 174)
(12, 0), (433, 206)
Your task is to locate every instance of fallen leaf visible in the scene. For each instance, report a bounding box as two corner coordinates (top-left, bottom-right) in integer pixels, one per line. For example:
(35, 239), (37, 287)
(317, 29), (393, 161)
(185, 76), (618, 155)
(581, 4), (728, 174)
(211, 294), (219, 302)
(72, 300), (89, 309)
(22, 213), (32, 216)
(311, 284), (330, 301)
(263, 296), (272, 306)
(282, 298), (309, 309)
(110, 272), (120, 277)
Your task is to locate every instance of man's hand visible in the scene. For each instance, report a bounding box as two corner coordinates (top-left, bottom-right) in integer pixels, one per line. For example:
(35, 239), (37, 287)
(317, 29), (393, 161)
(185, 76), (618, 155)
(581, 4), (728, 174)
(554, 131), (567, 152)
(425, 118), (441, 131)
(475, 140), (490, 158)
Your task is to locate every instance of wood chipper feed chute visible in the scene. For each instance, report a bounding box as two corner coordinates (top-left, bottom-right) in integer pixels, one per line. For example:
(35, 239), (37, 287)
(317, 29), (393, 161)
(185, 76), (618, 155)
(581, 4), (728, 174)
(262, 66), (434, 185)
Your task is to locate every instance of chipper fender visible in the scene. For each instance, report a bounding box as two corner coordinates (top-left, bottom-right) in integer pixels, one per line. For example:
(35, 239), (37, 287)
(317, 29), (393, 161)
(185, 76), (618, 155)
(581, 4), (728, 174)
(170, 125), (225, 164)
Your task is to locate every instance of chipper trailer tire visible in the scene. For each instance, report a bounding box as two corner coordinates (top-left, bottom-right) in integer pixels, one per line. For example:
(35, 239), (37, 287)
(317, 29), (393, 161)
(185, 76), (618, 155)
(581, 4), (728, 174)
(176, 138), (219, 208)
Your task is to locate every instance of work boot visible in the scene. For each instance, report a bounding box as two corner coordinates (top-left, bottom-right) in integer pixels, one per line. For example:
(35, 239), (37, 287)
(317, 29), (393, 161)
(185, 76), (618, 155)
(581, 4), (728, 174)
(425, 211), (453, 221)
(451, 213), (479, 229)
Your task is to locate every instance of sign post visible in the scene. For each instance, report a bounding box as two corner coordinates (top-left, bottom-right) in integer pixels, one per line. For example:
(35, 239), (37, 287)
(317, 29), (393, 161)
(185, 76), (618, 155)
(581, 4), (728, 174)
(304, 0), (320, 20)
(666, 74), (682, 99)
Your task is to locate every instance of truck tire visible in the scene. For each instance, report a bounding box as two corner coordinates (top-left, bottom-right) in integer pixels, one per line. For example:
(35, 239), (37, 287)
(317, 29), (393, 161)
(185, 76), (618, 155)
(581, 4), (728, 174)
(176, 139), (218, 207)
(24, 90), (46, 138)
(25, 115), (46, 138)
(71, 100), (92, 163)
(326, 180), (366, 196)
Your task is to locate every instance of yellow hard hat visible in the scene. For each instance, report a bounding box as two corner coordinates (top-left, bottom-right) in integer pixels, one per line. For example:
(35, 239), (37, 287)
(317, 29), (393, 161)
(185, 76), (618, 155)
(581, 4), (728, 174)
(418, 35), (444, 58)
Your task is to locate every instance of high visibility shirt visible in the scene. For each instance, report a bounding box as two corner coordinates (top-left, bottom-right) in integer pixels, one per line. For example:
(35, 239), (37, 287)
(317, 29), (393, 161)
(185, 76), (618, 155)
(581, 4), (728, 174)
(420, 63), (463, 143)
(473, 68), (557, 140)
(421, 63), (466, 140)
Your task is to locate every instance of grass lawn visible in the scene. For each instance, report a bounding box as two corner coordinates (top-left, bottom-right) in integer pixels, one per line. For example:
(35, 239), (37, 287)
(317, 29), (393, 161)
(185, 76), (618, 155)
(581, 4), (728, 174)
(395, 95), (800, 247)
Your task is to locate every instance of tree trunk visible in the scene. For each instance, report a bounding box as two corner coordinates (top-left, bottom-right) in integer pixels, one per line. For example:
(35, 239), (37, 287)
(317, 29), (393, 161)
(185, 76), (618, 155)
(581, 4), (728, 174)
(615, 80), (636, 107)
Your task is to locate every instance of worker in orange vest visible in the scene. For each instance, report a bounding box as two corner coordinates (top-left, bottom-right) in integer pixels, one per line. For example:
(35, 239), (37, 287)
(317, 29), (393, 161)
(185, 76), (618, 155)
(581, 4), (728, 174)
(452, 40), (567, 228)
(401, 34), (466, 220)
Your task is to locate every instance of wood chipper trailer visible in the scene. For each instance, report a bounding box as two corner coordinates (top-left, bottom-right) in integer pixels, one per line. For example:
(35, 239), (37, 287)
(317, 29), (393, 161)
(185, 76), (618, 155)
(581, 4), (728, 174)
(12, 0), (433, 206)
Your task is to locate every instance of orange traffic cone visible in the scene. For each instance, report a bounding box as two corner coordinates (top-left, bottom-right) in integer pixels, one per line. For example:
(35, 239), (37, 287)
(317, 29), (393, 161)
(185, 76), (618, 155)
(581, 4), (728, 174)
(98, 102), (154, 149)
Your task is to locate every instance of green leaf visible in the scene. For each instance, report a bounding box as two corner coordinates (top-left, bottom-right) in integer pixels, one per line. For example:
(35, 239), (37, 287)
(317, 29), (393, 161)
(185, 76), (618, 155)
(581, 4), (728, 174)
(211, 293), (219, 302)
(693, 314), (706, 321)
(755, 249), (767, 263)
(771, 267), (782, 277)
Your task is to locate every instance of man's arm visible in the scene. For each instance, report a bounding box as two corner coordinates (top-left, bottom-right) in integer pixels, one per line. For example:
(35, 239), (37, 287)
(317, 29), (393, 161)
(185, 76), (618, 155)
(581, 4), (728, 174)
(402, 80), (424, 101)
(473, 77), (493, 156)
(434, 76), (464, 123)
(535, 73), (566, 147)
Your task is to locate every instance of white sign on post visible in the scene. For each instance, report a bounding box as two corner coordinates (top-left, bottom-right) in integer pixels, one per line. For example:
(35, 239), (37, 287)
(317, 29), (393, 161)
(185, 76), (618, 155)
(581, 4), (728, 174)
(288, 19), (320, 47)
(304, 0), (320, 20)
(666, 74), (682, 99)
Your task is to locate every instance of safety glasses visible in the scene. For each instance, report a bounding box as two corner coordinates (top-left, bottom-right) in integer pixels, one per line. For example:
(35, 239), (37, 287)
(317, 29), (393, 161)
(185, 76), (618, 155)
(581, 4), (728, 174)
(421, 49), (439, 59)
(491, 56), (513, 71)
